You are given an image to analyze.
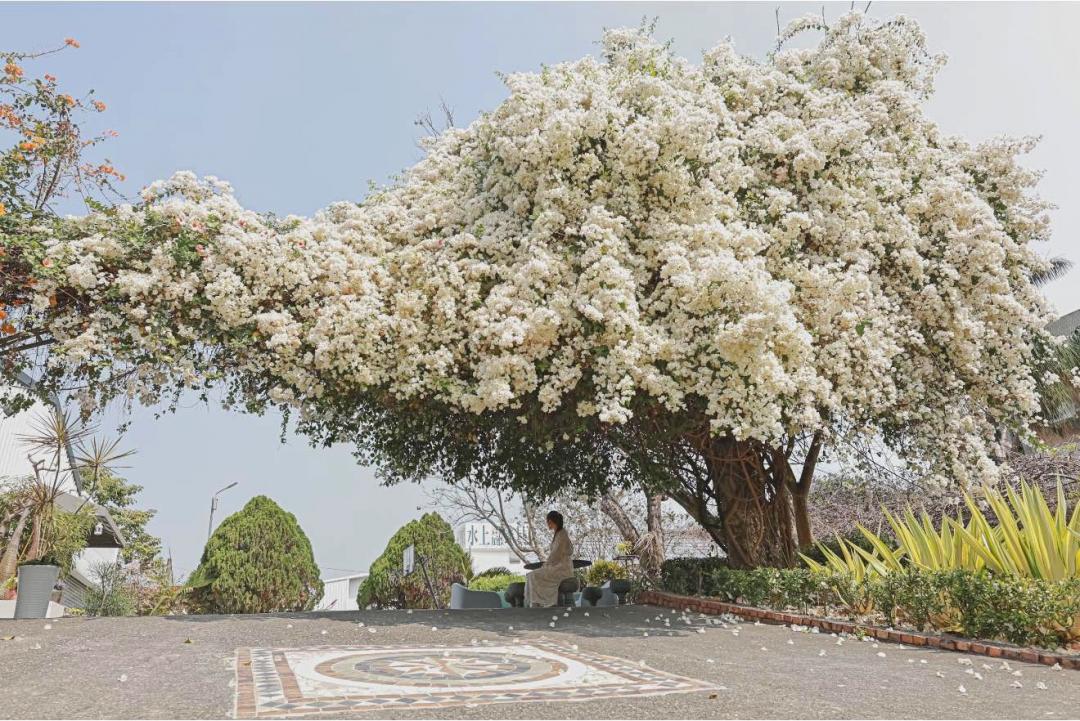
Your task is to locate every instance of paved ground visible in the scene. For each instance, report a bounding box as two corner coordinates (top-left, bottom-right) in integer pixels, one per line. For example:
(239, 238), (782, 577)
(2, 604), (1078, 719)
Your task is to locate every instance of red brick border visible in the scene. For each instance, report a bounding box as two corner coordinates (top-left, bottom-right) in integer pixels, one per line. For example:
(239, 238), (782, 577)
(639, 590), (1080, 671)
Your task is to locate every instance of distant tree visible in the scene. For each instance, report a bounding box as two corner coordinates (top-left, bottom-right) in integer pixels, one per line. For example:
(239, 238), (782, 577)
(357, 512), (471, 609)
(89, 470), (161, 568)
(187, 495), (322, 614)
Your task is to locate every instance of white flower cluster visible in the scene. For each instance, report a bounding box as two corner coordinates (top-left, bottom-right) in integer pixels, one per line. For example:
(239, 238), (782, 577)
(36, 14), (1055, 484)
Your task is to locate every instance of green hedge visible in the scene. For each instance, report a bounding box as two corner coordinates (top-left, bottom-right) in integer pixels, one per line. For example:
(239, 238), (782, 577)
(660, 557), (729, 596)
(658, 558), (1080, 649)
(469, 573), (524, 593)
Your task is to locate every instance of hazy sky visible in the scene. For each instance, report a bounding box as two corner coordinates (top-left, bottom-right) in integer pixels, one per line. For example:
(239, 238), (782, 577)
(3, 2), (1077, 579)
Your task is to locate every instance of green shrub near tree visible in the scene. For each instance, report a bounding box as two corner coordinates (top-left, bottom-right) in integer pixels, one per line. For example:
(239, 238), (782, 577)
(658, 558), (1080, 650)
(473, 566), (513, 578)
(660, 557), (729, 597)
(357, 512), (471, 609)
(186, 496), (323, 614)
(469, 573), (523, 593)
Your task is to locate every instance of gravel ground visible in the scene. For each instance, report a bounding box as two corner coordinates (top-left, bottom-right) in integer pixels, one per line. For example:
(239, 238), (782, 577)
(1, 604), (1078, 719)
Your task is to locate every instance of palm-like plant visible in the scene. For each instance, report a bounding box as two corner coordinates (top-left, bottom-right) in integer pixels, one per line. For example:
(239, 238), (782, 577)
(0, 408), (132, 583)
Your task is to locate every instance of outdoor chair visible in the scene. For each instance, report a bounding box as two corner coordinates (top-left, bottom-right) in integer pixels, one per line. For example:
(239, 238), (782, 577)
(449, 583), (502, 610)
(601, 579), (631, 605)
(504, 582), (525, 608)
(581, 586), (603, 606)
(556, 577), (579, 607)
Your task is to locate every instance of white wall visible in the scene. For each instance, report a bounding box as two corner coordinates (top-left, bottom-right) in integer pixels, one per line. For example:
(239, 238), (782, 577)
(315, 573), (367, 611)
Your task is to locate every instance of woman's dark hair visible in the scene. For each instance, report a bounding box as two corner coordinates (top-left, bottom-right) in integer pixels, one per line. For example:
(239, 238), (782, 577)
(546, 510), (564, 531)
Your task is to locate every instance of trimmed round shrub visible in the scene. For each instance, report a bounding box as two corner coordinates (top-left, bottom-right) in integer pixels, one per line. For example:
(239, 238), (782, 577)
(187, 496), (323, 614)
(358, 512), (471, 609)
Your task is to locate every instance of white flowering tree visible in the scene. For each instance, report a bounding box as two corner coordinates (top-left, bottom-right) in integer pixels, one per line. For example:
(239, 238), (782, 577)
(1, 14), (1062, 566)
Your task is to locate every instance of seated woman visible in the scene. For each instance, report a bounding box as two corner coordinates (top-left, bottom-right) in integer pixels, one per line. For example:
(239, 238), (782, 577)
(524, 511), (574, 607)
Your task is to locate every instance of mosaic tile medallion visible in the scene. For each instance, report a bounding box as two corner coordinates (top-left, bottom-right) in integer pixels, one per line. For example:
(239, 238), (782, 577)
(233, 639), (714, 717)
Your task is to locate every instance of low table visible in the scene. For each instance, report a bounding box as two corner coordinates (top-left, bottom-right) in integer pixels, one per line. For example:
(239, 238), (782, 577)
(523, 559), (593, 571)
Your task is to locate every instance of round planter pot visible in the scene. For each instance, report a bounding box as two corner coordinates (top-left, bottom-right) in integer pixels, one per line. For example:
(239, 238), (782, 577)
(14, 564), (60, 619)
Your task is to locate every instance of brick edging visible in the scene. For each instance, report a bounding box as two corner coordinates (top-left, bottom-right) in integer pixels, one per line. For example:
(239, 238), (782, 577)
(639, 590), (1080, 671)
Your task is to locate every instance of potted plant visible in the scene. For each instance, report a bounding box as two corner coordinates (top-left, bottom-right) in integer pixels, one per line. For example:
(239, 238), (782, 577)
(1, 408), (131, 617)
(13, 551), (61, 618)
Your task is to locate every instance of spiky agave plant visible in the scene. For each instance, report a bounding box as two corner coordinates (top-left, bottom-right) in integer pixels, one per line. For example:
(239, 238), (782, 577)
(951, 479), (1080, 582)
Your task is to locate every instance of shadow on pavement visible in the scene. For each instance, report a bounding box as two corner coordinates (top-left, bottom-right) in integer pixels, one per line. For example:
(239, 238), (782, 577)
(155, 602), (712, 640)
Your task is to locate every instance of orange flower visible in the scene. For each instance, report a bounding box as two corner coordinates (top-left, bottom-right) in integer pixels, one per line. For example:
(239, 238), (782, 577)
(44, 73), (56, 83)
(92, 100), (106, 112)
(3, 62), (23, 79)
(19, 141), (38, 152)
(60, 94), (76, 107)
(0, 309), (6, 320)
(0, 202), (6, 217)
(1, 323), (15, 335)
(64, 37), (80, 48)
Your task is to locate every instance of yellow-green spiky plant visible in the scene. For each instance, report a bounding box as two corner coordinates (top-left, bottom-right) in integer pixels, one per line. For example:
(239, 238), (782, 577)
(951, 480), (1080, 582)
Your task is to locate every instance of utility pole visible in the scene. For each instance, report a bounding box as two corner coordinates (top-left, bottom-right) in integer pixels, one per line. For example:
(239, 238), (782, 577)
(207, 482), (239, 541)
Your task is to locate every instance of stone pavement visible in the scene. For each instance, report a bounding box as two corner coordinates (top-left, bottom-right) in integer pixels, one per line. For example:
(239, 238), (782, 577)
(1, 604), (1078, 719)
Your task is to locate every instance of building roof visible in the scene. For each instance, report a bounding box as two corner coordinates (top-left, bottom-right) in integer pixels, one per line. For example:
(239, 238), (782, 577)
(54, 491), (125, 547)
(1048, 308), (1080, 338)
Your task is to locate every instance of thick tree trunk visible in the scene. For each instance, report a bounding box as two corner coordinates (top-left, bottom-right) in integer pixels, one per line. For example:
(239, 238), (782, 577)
(700, 436), (796, 569)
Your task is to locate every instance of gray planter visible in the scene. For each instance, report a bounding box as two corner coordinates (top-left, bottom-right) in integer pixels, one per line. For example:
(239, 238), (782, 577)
(14, 564), (59, 619)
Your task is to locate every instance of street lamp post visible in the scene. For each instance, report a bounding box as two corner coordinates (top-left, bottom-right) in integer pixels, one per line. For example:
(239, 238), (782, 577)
(207, 482), (239, 541)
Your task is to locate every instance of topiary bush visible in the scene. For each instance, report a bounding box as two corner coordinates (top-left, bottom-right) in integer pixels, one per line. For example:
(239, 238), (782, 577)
(357, 512), (471, 609)
(186, 496), (323, 614)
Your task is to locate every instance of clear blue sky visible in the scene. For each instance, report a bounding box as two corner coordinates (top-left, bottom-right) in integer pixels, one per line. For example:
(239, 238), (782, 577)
(3, 2), (1078, 579)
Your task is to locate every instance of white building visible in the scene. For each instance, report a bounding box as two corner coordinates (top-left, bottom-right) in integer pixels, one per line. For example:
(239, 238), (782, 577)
(455, 521), (525, 574)
(314, 572), (368, 611)
(0, 375), (125, 616)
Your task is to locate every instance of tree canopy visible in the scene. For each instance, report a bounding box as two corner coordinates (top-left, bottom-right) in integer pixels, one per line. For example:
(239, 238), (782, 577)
(2, 14), (1064, 565)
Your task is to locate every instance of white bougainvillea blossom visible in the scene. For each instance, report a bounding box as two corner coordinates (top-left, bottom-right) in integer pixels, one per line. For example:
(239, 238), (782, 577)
(31, 14), (1055, 486)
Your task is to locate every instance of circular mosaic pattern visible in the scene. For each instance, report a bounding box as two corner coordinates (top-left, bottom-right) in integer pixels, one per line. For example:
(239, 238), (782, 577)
(314, 650), (566, 688)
